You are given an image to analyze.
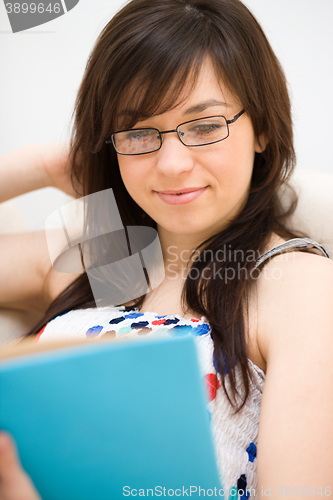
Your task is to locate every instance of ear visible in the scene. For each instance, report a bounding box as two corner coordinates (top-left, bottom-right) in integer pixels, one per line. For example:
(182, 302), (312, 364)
(255, 134), (268, 153)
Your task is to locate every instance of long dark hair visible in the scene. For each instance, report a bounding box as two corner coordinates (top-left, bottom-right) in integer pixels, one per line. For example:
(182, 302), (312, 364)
(27, 0), (298, 412)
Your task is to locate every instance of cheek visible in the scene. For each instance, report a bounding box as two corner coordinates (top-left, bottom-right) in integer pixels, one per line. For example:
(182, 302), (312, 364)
(224, 127), (256, 184)
(118, 162), (132, 193)
(118, 157), (137, 189)
(203, 138), (255, 189)
(118, 157), (150, 206)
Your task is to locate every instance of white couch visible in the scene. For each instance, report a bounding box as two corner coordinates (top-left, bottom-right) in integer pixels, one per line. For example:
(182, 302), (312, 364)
(0, 169), (332, 344)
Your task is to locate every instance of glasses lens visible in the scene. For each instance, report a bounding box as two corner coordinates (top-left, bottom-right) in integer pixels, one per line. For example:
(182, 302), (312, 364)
(179, 116), (228, 146)
(113, 129), (160, 155)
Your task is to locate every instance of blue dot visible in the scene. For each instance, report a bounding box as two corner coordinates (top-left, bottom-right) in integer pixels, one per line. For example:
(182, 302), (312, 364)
(109, 316), (125, 325)
(131, 321), (149, 329)
(237, 474), (247, 491)
(119, 326), (132, 335)
(124, 312), (144, 319)
(86, 325), (103, 338)
(213, 350), (230, 375)
(191, 323), (210, 336)
(246, 442), (257, 463)
(164, 318), (180, 325)
(168, 325), (194, 337)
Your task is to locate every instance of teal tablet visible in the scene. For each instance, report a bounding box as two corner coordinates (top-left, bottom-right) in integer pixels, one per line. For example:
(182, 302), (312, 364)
(0, 336), (223, 499)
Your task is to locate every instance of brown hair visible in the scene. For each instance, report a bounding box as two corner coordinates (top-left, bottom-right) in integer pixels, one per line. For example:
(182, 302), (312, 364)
(27, 0), (298, 412)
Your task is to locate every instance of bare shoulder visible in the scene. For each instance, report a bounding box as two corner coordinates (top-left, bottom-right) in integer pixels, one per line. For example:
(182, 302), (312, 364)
(256, 249), (333, 299)
(255, 250), (333, 308)
(253, 250), (333, 367)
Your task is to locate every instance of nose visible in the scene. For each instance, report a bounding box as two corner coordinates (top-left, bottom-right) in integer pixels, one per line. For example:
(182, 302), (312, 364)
(155, 132), (195, 177)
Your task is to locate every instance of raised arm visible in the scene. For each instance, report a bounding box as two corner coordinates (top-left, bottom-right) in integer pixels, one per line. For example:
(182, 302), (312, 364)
(0, 144), (82, 312)
(0, 142), (78, 203)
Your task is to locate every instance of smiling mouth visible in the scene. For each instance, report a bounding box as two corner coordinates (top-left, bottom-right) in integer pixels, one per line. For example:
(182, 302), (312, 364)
(156, 187), (206, 195)
(154, 186), (208, 205)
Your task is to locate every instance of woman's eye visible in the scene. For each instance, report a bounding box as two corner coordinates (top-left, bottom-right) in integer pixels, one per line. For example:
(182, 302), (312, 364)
(192, 123), (222, 134)
(126, 130), (154, 140)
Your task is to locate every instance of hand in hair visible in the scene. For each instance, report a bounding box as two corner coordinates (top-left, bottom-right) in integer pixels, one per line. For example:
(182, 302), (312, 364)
(38, 142), (82, 199)
(0, 143), (80, 203)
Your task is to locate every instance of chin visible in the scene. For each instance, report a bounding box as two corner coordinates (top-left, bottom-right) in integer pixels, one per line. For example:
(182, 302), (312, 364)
(158, 218), (212, 236)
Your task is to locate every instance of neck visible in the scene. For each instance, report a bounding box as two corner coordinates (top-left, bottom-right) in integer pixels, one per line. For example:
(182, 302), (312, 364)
(158, 226), (213, 279)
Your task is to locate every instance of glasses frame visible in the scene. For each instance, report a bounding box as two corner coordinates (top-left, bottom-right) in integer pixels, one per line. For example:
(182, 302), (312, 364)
(106, 109), (246, 156)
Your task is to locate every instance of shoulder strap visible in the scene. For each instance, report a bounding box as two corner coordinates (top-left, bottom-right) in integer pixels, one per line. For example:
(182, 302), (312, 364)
(254, 237), (330, 270)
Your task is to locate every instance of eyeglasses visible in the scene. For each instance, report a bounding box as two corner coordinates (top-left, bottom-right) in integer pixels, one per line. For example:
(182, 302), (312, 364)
(106, 109), (245, 156)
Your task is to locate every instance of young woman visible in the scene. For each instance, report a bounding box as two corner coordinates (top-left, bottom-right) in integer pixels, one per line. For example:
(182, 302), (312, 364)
(0, 0), (332, 498)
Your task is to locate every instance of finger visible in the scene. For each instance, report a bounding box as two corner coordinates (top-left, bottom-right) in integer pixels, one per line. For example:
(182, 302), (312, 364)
(0, 431), (22, 483)
(0, 431), (41, 500)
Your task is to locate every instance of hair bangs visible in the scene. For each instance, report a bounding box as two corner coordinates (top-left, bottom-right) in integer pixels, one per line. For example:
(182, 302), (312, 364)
(96, 3), (219, 137)
(113, 58), (206, 132)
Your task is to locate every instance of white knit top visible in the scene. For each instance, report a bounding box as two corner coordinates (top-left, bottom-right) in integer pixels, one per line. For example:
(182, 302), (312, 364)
(37, 306), (264, 498)
(37, 238), (329, 499)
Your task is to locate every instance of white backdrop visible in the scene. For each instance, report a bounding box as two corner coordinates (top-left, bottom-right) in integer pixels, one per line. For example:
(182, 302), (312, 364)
(0, 0), (332, 230)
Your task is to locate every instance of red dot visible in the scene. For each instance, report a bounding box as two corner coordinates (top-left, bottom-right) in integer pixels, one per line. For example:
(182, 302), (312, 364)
(204, 373), (221, 401)
(152, 319), (166, 325)
(34, 325), (46, 342)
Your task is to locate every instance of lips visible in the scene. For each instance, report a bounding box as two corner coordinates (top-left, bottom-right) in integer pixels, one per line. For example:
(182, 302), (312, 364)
(157, 187), (203, 195)
(154, 186), (208, 205)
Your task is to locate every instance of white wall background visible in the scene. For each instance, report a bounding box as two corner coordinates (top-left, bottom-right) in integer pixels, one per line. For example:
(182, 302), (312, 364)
(0, 0), (332, 230)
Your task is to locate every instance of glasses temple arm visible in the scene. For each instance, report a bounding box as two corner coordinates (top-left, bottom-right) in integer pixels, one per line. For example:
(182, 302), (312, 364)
(226, 109), (246, 124)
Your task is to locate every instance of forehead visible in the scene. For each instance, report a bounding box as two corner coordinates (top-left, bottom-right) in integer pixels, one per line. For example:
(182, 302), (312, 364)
(116, 57), (239, 129)
(176, 58), (239, 111)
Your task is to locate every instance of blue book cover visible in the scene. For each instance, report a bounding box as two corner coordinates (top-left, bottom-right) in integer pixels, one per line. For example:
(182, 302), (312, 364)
(0, 336), (223, 499)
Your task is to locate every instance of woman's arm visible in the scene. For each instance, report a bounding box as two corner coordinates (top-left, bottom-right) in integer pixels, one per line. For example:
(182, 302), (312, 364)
(0, 231), (52, 312)
(0, 143), (78, 203)
(0, 144), (82, 312)
(256, 252), (333, 496)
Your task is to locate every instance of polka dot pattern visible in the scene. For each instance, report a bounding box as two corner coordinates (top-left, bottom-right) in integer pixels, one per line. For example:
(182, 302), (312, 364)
(109, 316), (125, 325)
(37, 305), (264, 497)
(168, 324), (194, 336)
(205, 373), (221, 402)
(246, 442), (257, 463)
(131, 321), (149, 329)
(85, 325), (103, 338)
(118, 325), (132, 335)
(124, 312), (144, 319)
(152, 319), (166, 325)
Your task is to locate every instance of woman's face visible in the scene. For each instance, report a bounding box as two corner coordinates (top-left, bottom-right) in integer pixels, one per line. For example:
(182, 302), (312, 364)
(117, 57), (263, 242)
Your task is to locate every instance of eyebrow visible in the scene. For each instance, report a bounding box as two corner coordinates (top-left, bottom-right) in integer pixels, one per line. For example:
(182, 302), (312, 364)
(118, 100), (231, 118)
(183, 100), (231, 115)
